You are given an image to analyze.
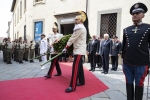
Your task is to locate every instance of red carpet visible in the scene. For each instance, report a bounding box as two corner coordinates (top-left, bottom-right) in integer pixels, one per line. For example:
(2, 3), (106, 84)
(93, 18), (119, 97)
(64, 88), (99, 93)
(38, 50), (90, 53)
(0, 62), (108, 100)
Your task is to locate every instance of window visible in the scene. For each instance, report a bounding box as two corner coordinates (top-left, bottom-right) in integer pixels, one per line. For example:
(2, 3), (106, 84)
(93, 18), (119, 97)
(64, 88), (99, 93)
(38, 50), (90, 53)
(100, 13), (117, 38)
(20, 1), (22, 18)
(24, 0), (26, 12)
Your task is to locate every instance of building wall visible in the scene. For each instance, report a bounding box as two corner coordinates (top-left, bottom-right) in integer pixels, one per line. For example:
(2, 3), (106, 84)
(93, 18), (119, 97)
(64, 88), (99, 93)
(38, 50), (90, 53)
(11, 0), (86, 41)
(10, 0), (150, 41)
(88, 0), (150, 40)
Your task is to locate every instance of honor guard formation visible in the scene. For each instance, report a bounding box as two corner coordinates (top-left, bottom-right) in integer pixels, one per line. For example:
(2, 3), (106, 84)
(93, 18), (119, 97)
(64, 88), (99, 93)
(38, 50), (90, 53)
(0, 2), (150, 99)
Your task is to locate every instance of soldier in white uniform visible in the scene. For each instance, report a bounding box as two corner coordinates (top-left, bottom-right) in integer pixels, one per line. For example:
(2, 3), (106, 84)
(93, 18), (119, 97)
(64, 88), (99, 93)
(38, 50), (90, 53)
(63, 11), (89, 92)
(40, 34), (48, 69)
(44, 22), (63, 78)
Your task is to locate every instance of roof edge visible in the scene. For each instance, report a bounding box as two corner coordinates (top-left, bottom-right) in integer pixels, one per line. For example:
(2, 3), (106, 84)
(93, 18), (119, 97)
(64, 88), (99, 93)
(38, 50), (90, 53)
(10, 0), (16, 12)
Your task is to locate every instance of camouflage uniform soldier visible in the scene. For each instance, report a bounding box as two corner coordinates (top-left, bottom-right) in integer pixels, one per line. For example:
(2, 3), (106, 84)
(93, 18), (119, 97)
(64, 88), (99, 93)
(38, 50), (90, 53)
(15, 40), (19, 62)
(18, 40), (25, 63)
(6, 38), (13, 64)
(3, 38), (8, 63)
(24, 39), (29, 61)
(29, 41), (34, 63)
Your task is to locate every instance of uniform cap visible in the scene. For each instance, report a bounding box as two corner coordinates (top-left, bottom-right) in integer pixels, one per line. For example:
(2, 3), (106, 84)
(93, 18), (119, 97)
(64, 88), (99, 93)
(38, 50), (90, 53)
(130, 2), (148, 15)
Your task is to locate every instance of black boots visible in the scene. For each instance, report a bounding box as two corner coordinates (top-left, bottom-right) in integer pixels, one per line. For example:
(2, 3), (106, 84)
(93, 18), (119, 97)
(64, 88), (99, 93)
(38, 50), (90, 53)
(126, 83), (134, 100)
(135, 86), (143, 100)
(126, 83), (144, 100)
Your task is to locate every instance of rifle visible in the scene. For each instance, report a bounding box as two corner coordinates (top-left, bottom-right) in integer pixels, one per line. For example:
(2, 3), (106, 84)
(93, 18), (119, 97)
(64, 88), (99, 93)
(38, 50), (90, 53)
(29, 52), (51, 61)
(41, 52), (63, 66)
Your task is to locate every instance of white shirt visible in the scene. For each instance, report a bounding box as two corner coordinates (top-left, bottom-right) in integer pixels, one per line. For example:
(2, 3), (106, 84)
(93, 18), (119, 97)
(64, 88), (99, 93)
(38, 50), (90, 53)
(49, 33), (63, 53)
(40, 37), (47, 54)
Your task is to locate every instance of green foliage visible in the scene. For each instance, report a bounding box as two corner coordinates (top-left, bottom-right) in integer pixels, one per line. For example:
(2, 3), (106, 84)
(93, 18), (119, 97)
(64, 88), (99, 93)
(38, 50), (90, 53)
(53, 34), (91, 53)
(53, 34), (73, 53)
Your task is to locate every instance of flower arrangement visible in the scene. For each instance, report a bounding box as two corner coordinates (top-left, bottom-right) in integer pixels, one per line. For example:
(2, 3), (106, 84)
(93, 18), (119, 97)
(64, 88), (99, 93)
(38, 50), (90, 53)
(53, 34), (73, 53)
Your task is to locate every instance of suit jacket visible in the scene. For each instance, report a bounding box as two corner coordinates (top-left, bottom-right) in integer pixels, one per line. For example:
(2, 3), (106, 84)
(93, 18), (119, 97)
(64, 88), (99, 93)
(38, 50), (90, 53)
(96, 40), (101, 55)
(111, 41), (122, 56)
(87, 39), (98, 54)
(122, 23), (150, 65)
(100, 39), (112, 56)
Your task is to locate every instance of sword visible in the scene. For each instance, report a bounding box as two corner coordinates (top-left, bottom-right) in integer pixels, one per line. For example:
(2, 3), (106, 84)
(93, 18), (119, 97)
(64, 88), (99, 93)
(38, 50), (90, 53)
(29, 52), (51, 61)
(41, 52), (63, 66)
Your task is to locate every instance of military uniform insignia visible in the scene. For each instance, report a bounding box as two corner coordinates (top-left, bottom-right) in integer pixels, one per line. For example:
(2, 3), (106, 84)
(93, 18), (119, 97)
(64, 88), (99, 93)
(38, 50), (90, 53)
(134, 4), (139, 9)
(132, 27), (140, 33)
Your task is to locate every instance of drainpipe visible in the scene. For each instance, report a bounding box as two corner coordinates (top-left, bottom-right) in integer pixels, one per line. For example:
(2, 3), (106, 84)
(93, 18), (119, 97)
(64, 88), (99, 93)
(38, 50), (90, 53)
(86, 0), (88, 14)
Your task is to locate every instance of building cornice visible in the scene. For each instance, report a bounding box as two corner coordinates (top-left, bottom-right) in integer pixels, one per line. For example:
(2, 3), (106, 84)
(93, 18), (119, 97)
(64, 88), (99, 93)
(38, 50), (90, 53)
(10, 0), (16, 12)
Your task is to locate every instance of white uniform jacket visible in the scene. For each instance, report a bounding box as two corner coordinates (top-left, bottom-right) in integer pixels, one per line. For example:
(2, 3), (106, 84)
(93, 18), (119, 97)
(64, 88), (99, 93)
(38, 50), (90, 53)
(67, 24), (87, 55)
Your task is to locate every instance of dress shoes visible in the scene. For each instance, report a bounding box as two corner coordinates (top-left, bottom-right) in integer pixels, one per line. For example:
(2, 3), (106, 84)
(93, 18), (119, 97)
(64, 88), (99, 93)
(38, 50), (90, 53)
(101, 71), (105, 73)
(77, 83), (85, 86)
(65, 87), (74, 93)
(7, 62), (12, 64)
(114, 69), (117, 71)
(111, 68), (115, 70)
(54, 74), (61, 76)
(104, 72), (108, 74)
(44, 75), (51, 78)
(92, 69), (95, 72)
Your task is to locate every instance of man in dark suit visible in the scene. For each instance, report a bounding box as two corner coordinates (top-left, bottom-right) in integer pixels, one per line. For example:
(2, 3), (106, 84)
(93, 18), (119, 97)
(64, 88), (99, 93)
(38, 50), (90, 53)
(87, 35), (98, 71)
(111, 36), (122, 71)
(96, 37), (103, 68)
(100, 33), (112, 74)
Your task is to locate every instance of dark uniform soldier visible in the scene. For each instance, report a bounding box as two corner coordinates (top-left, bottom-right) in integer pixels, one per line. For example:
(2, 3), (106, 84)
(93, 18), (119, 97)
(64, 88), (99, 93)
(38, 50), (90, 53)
(122, 2), (149, 100)
(6, 38), (13, 64)
(111, 36), (121, 71)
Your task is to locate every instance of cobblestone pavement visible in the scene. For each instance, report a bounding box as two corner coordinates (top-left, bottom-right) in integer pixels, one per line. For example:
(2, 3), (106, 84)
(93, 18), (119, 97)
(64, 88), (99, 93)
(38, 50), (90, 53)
(0, 52), (150, 100)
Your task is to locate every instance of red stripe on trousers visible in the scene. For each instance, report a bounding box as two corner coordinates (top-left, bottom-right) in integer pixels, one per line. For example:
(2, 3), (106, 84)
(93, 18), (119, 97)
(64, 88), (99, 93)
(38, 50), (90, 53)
(72, 55), (81, 90)
(139, 66), (148, 86)
(49, 58), (57, 76)
(122, 66), (128, 83)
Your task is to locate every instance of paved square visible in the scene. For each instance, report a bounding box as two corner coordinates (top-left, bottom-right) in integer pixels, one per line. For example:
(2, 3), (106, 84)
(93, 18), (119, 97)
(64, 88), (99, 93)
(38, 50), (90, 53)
(0, 53), (150, 100)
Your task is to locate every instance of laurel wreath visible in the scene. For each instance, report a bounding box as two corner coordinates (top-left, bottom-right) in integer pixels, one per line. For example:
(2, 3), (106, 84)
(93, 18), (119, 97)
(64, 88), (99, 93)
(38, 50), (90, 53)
(53, 34), (73, 53)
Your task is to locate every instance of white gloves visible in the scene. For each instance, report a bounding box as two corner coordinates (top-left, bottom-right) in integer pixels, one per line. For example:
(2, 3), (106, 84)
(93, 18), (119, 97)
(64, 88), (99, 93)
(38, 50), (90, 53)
(62, 48), (67, 53)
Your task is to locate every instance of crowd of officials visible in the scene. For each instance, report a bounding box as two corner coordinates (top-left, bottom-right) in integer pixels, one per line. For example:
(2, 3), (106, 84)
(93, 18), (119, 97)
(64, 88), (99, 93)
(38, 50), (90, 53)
(87, 34), (122, 74)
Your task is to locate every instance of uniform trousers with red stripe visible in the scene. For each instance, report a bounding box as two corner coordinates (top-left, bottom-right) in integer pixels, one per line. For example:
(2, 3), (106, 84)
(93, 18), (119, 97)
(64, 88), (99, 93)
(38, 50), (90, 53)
(47, 54), (62, 77)
(123, 64), (148, 86)
(123, 64), (148, 100)
(69, 55), (85, 91)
